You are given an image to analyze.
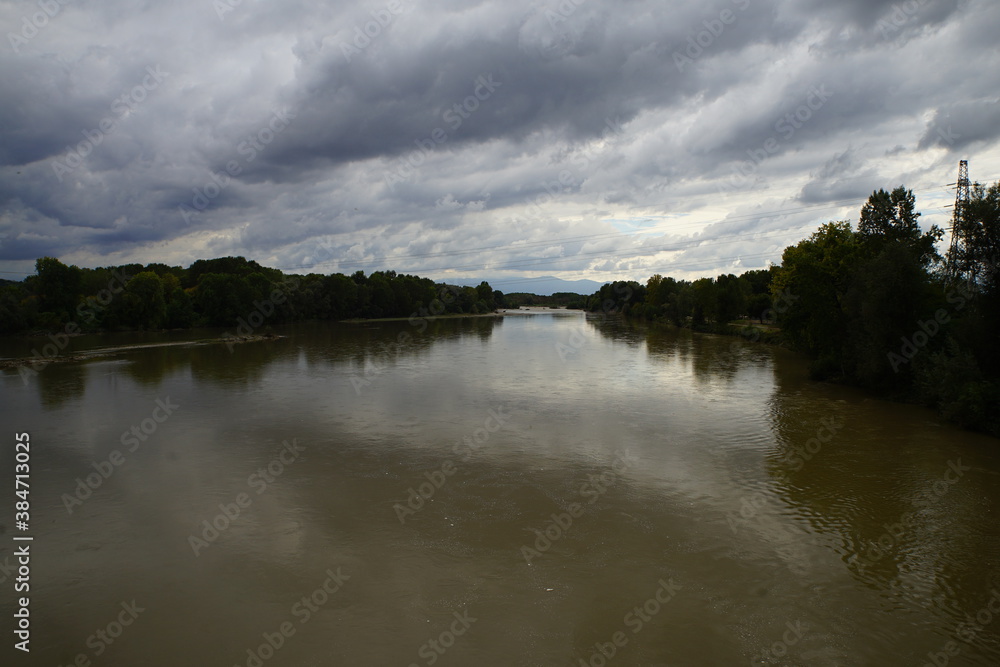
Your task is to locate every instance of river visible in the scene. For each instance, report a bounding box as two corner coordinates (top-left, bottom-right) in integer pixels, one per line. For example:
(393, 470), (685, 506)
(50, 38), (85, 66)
(1, 310), (998, 666)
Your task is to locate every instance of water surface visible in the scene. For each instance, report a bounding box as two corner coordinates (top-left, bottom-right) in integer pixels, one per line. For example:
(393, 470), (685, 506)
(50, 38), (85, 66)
(2, 312), (999, 666)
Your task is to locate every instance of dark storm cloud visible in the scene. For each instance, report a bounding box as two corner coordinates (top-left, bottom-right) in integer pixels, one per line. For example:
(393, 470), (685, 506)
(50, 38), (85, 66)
(798, 148), (881, 204)
(918, 98), (1000, 151)
(0, 0), (998, 280)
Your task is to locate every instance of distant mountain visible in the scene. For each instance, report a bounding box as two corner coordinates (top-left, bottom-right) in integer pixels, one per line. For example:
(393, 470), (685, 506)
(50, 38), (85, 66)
(442, 276), (604, 296)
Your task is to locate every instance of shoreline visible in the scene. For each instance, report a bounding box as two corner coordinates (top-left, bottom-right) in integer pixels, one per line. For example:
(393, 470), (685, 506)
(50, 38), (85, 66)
(338, 312), (504, 324)
(0, 334), (283, 369)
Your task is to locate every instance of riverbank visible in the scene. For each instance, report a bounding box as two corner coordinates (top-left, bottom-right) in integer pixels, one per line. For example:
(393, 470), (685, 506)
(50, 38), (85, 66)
(338, 312), (503, 324)
(625, 314), (787, 347)
(0, 333), (283, 369)
(637, 315), (999, 438)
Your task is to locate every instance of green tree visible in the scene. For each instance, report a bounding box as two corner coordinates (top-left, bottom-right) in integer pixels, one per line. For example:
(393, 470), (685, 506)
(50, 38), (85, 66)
(714, 273), (748, 324)
(194, 274), (250, 326)
(366, 272), (394, 318)
(475, 281), (496, 311)
(771, 222), (860, 377)
(588, 281), (643, 314)
(0, 283), (30, 334)
(455, 286), (478, 313)
(953, 181), (1000, 295)
(186, 256), (280, 288)
(740, 268), (774, 322)
(34, 256), (83, 320)
(690, 278), (716, 326)
(845, 187), (943, 387)
(162, 274), (196, 328)
(843, 243), (932, 387)
(119, 272), (167, 329)
(324, 273), (359, 319)
(858, 186), (942, 266)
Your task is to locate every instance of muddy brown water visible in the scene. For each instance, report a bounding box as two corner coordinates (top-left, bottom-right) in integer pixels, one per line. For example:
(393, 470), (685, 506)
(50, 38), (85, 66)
(1, 311), (998, 666)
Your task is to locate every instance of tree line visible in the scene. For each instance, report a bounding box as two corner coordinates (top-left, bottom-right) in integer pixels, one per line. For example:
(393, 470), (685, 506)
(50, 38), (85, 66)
(582, 183), (1000, 436)
(0, 257), (501, 334)
(3, 183), (996, 433)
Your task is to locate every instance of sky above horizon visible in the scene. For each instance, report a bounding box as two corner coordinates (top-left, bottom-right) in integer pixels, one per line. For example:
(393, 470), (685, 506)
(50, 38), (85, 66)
(2, 0), (999, 290)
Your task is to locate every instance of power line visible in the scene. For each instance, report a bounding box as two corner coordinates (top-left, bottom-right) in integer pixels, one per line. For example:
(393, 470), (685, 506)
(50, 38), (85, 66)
(276, 186), (953, 273)
(410, 225), (816, 276)
(0, 184), (962, 279)
(469, 252), (781, 289)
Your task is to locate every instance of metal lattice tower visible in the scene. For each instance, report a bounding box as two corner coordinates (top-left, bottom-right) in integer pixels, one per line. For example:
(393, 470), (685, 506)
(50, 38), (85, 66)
(947, 159), (973, 284)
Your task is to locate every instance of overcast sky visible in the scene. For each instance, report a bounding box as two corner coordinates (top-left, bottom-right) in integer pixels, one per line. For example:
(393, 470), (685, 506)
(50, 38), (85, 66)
(1, 0), (998, 288)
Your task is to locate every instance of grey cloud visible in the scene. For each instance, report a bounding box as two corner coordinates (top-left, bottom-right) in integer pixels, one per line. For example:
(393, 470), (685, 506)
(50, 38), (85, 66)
(798, 148), (881, 203)
(918, 98), (1000, 151)
(0, 0), (997, 283)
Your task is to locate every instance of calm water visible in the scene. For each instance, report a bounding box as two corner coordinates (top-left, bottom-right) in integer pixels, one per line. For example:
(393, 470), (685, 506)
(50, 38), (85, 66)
(1, 311), (999, 666)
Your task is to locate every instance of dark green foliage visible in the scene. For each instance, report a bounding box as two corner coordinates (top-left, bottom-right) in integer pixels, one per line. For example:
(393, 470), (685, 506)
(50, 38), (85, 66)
(502, 292), (581, 308)
(6, 180), (999, 436)
(586, 281), (643, 314)
(2, 257), (498, 336)
(193, 273), (267, 326)
(742, 268), (775, 322)
(713, 274), (749, 325)
(164, 286), (196, 329)
(842, 244), (933, 388)
(186, 256), (281, 288)
(475, 282), (496, 311)
(117, 271), (167, 330)
(858, 187), (943, 267)
(572, 183), (1000, 435)
(35, 257), (83, 320)
(0, 282), (31, 334)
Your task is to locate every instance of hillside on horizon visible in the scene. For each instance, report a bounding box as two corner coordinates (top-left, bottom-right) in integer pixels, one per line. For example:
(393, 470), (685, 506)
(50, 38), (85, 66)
(444, 276), (603, 296)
